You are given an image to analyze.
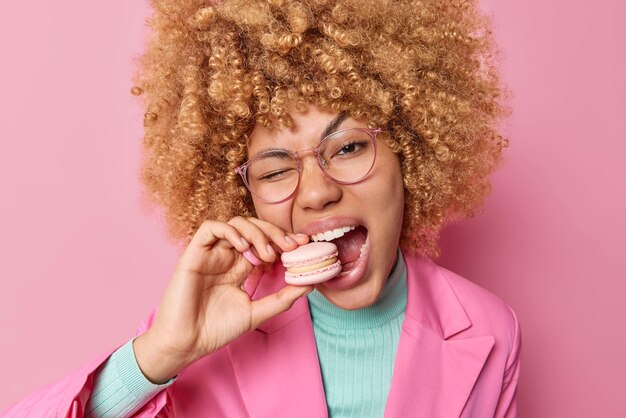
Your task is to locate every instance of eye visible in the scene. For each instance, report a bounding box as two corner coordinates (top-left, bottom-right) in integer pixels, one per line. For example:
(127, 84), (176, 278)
(333, 140), (368, 158)
(258, 168), (297, 182)
(339, 142), (357, 154)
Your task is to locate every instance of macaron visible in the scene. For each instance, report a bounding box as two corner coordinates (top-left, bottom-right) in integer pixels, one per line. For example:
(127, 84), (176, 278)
(281, 242), (342, 285)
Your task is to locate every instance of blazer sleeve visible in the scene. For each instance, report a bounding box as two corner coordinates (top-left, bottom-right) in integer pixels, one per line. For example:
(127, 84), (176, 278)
(2, 308), (173, 418)
(494, 305), (522, 418)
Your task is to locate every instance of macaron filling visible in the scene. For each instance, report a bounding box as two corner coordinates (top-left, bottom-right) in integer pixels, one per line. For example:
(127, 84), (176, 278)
(286, 257), (338, 274)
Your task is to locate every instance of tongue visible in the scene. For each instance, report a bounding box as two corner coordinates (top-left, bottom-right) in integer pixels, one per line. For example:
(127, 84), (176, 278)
(333, 226), (367, 265)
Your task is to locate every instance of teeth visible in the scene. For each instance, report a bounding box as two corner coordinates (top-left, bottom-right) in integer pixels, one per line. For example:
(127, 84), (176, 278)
(310, 225), (357, 242)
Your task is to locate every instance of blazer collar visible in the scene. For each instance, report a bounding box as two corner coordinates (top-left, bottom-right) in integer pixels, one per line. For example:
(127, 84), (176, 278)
(233, 252), (494, 417)
(383, 252), (495, 417)
(230, 262), (327, 417)
(403, 251), (472, 339)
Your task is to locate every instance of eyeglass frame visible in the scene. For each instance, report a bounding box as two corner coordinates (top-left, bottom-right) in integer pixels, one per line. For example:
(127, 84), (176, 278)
(234, 127), (383, 204)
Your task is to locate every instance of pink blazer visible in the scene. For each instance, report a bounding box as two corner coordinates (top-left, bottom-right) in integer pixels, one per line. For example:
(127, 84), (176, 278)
(3, 252), (521, 417)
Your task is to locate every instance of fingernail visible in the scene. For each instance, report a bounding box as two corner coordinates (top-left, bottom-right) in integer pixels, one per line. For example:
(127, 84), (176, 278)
(242, 249), (262, 266)
(284, 235), (296, 245)
(266, 244), (275, 257)
(241, 237), (249, 248)
(295, 233), (310, 241)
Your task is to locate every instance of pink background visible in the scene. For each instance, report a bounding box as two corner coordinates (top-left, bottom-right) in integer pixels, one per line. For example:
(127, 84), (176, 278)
(1, 1), (624, 416)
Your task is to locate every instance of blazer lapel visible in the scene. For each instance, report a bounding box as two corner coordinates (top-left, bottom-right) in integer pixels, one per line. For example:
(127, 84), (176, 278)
(228, 262), (328, 417)
(384, 254), (494, 418)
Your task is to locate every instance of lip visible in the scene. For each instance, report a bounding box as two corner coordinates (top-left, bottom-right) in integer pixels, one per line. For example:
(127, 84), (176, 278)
(297, 216), (365, 237)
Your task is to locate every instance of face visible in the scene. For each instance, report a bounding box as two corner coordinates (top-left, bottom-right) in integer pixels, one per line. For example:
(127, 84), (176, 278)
(248, 106), (405, 309)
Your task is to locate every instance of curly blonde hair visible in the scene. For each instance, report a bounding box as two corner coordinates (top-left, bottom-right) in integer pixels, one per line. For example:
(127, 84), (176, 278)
(133, 0), (509, 258)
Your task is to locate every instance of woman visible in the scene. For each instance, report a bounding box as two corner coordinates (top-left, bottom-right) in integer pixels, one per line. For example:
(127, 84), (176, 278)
(3, 0), (520, 417)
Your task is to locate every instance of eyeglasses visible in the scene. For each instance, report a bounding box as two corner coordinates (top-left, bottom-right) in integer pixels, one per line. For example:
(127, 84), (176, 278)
(235, 127), (382, 204)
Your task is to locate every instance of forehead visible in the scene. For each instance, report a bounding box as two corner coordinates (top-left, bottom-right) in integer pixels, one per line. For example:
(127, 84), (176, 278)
(247, 106), (362, 156)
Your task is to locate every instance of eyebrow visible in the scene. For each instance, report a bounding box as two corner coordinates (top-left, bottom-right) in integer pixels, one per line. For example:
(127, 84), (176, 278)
(257, 149), (292, 159)
(250, 113), (350, 157)
(320, 112), (349, 140)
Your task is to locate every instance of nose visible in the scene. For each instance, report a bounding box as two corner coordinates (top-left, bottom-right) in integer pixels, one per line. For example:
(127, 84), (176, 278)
(294, 156), (342, 211)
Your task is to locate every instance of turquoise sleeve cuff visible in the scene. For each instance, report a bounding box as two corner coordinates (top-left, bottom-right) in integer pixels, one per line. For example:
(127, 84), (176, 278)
(85, 338), (176, 418)
(114, 336), (177, 392)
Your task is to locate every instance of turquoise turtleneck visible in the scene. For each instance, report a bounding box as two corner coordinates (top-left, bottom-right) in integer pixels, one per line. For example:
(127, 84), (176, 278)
(308, 251), (408, 417)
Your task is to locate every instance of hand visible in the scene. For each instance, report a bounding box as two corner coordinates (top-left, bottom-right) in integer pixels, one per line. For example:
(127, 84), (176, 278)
(133, 217), (311, 383)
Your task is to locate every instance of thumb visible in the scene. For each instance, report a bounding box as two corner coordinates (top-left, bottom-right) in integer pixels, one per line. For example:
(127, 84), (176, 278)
(249, 285), (313, 330)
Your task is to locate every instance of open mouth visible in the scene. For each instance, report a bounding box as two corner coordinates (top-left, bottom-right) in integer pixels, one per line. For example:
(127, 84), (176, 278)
(311, 225), (368, 273)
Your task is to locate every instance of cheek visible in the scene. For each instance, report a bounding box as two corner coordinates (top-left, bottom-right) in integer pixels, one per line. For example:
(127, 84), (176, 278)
(379, 157), (405, 233)
(356, 155), (404, 238)
(377, 154), (404, 209)
(390, 170), (405, 225)
(253, 198), (294, 230)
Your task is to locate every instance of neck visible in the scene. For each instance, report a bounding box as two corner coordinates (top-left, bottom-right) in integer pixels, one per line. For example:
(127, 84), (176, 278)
(307, 250), (407, 330)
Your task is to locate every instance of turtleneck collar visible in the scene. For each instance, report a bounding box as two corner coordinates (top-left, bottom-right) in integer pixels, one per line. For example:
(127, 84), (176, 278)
(307, 250), (407, 330)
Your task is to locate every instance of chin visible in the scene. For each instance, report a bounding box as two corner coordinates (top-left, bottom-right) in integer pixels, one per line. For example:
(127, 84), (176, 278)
(315, 271), (386, 310)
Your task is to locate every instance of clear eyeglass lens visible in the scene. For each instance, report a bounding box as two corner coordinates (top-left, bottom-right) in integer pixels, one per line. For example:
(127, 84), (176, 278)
(247, 149), (300, 202)
(319, 129), (375, 182)
(246, 129), (375, 202)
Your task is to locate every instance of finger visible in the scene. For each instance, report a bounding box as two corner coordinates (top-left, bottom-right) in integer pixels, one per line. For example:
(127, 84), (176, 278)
(246, 218), (304, 253)
(263, 233), (310, 257)
(249, 284), (314, 330)
(188, 220), (249, 253)
(289, 233), (310, 245)
(266, 232), (310, 257)
(228, 217), (276, 263)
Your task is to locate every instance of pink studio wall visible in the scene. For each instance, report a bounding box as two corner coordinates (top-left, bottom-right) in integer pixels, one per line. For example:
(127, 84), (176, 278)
(0, 1), (624, 417)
